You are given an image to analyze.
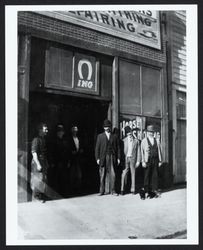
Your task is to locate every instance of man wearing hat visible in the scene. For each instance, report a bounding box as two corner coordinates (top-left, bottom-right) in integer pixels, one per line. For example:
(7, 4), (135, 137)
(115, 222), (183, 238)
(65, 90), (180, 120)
(95, 119), (120, 196)
(141, 125), (162, 199)
(121, 126), (141, 195)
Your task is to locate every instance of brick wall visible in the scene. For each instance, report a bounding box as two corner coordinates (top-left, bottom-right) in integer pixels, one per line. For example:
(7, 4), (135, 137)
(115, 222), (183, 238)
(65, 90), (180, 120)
(18, 11), (167, 64)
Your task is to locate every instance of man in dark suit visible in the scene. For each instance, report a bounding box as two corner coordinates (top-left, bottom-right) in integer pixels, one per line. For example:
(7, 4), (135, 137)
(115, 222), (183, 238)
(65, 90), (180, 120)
(95, 119), (120, 196)
(69, 126), (84, 194)
(141, 125), (162, 199)
(52, 124), (69, 197)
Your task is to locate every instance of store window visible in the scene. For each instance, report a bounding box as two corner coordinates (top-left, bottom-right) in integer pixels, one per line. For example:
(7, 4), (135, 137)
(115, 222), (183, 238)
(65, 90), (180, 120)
(30, 38), (113, 99)
(142, 66), (161, 117)
(176, 91), (186, 119)
(100, 57), (112, 99)
(45, 46), (73, 89)
(119, 59), (161, 117)
(119, 60), (141, 114)
(119, 115), (161, 140)
(175, 90), (186, 180)
(119, 59), (162, 139)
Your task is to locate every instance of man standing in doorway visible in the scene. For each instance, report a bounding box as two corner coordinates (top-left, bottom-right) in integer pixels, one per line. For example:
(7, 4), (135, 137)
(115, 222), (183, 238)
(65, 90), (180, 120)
(69, 126), (84, 195)
(141, 125), (162, 199)
(95, 119), (120, 196)
(52, 124), (69, 197)
(121, 126), (141, 195)
(30, 123), (49, 203)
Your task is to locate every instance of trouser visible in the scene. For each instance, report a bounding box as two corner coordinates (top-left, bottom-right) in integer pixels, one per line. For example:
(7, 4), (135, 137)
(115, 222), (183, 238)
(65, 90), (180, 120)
(99, 154), (116, 194)
(144, 158), (158, 193)
(31, 159), (48, 200)
(70, 160), (82, 192)
(56, 163), (68, 196)
(121, 157), (136, 192)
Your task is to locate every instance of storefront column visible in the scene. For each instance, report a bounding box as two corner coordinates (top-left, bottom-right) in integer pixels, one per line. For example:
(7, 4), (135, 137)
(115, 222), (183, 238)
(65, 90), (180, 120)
(112, 56), (119, 129)
(18, 34), (31, 202)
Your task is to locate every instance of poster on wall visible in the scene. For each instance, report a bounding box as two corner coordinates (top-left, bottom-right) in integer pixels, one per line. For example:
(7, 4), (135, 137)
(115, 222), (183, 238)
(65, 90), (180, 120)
(120, 115), (145, 140)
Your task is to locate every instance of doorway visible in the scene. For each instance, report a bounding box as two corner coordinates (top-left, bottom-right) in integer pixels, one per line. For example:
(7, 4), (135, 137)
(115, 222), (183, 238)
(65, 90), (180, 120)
(28, 91), (110, 197)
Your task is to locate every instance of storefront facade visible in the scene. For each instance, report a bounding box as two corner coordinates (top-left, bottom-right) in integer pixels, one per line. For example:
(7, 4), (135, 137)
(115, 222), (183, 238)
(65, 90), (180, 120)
(166, 11), (186, 183)
(18, 10), (185, 202)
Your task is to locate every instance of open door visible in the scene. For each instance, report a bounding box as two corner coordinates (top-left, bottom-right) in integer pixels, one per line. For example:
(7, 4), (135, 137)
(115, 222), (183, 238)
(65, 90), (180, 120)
(29, 92), (110, 197)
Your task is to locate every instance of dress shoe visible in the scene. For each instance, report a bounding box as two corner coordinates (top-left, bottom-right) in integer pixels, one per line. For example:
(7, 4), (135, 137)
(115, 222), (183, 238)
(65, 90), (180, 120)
(154, 191), (161, 198)
(98, 193), (104, 196)
(147, 191), (157, 199)
(147, 192), (152, 199)
(38, 198), (46, 203)
(131, 191), (136, 195)
(120, 191), (125, 196)
(139, 189), (145, 200)
(111, 192), (119, 196)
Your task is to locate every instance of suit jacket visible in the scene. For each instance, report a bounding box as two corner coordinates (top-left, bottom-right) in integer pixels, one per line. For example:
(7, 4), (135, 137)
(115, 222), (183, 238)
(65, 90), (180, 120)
(95, 132), (120, 168)
(123, 137), (141, 166)
(141, 137), (162, 163)
(69, 136), (83, 163)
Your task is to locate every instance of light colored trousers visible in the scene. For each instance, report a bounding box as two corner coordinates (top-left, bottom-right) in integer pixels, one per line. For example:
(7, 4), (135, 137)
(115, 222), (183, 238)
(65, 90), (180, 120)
(121, 157), (136, 192)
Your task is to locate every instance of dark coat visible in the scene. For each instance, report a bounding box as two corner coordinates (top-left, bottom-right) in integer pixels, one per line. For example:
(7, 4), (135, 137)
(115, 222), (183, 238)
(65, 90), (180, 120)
(52, 136), (69, 166)
(95, 132), (120, 168)
(69, 136), (83, 163)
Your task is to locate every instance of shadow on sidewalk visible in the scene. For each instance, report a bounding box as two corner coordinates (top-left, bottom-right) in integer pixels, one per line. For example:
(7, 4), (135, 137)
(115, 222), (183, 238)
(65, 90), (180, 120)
(155, 229), (187, 239)
(159, 182), (186, 193)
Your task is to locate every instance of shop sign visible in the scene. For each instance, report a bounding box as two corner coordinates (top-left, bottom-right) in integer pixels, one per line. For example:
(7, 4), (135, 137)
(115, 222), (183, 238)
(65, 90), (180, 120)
(120, 116), (145, 140)
(120, 116), (161, 141)
(74, 53), (99, 94)
(37, 11), (161, 50)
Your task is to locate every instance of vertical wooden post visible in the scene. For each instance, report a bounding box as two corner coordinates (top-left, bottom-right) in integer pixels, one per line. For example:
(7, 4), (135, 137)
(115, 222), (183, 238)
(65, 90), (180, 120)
(112, 57), (119, 129)
(172, 87), (177, 182)
(18, 34), (31, 202)
(165, 12), (175, 186)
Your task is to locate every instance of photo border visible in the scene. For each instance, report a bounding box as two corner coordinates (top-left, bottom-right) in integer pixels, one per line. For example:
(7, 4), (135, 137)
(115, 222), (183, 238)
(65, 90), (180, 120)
(2, 0), (201, 249)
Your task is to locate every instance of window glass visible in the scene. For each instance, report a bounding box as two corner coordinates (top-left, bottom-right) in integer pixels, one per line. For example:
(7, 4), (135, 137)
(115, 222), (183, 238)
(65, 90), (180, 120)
(176, 91), (186, 119)
(142, 66), (161, 117)
(45, 46), (73, 88)
(100, 58), (112, 99)
(119, 60), (141, 114)
(141, 117), (162, 142)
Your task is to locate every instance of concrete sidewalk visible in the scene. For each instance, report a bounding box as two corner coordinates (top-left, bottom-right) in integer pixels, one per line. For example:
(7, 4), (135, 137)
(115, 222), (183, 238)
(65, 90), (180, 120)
(18, 188), (186, 240)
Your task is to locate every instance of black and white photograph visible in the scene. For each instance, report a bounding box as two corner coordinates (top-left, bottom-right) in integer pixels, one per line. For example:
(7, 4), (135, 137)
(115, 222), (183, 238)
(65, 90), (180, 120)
(5, 4), (198, 245)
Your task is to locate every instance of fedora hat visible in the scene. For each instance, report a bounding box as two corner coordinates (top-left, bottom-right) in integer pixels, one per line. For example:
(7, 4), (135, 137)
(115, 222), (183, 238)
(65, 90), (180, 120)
(103, 119), (112, 127)
(146, 125), (155, 132)
(125, 126), (132, 134)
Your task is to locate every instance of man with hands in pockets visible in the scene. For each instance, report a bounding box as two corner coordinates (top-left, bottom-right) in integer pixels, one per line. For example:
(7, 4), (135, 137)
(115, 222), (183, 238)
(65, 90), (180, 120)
(141, 125), (162, 199)
(95, 119), (120, 196)
(121, 126), (141, 195)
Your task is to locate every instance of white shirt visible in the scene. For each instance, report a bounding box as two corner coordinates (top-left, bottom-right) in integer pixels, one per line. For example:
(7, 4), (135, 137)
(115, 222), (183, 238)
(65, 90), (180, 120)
(105, 131), (110, 140)
(147, 136), (155, 146)
(127, 136), (133, 157)
(73, 136), (79, 151)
